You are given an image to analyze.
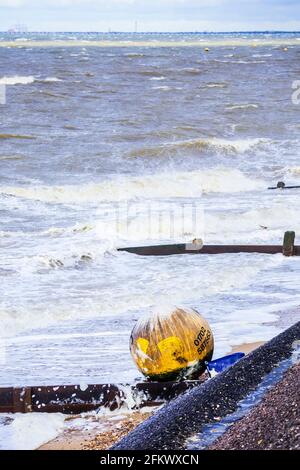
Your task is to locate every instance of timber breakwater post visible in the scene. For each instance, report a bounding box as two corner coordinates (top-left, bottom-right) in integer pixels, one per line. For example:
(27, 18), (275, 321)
(117, 231), (300, 257)
(283, 231), (295, 257)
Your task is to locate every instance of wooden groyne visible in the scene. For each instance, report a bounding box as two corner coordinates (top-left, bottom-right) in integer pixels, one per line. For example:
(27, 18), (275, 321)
(268, 181), (300, 190)
(118, 231), (299, 257)
(0, 380), (201, 415)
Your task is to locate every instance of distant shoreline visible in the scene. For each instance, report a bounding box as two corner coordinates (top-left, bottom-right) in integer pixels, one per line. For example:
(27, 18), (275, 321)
(0, 40), (300, 48)
(1, 30), (300, 34)
(1, 38), (300, 48)
(1, 30), (300, 48)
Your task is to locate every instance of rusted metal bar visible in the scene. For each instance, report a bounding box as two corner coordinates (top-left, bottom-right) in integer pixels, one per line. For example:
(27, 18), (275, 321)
(0, 380), (200, 415)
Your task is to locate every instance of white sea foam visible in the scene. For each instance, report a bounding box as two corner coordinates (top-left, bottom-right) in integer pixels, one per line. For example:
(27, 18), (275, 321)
(0, 75), (35, 85)
(0, 75), (62, 85)
(226, 104), (259, 110)
(149, 76), (166, 81)
(151, 85), (172, 90)
(285, 166), (300, 176)
(0, 414), (65, 450)
(233, 60), (266, 64)
(6, 192), (297, 263)
(41, 77), (62, 83)
(206, 83), (227, 88)
(252, 53), (273, 57)
(206, 207), (300, 241)
(1, 168), (265, 204)
(0, 252), (283, 340)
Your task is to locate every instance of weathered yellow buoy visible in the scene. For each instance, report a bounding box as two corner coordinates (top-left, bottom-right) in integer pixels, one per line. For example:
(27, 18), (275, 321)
(130, 306), (214, 381)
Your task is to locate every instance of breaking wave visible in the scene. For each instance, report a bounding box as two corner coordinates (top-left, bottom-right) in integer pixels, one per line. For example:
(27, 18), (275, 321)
(129, 137), (268, 158)
(0, 75), (35, 85)
(1, 168), (265, 204)
(0, 75), (61, 85)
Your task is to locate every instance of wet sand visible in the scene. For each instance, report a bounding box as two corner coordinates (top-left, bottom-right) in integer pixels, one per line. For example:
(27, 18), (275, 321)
(83, 412), (153, 450)
(39, 412), (152, 451)
(231, 341), (264, 355)
(39, 426), (98, 450)
(39, 341), (263, 450)
(210, 362), (300, 450)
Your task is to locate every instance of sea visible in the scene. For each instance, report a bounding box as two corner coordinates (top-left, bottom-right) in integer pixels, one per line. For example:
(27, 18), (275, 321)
(1, 32), (300, 399)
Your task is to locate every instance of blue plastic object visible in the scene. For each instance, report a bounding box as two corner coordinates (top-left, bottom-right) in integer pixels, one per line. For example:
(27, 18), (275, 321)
(206, 352), (245, 375)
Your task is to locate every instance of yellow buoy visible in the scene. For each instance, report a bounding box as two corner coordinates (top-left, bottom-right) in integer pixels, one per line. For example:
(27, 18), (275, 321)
(130, 306), (214, 381)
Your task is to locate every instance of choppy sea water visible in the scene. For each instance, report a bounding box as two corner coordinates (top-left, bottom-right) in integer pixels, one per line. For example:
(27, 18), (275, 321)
(1, 32), (300, 388)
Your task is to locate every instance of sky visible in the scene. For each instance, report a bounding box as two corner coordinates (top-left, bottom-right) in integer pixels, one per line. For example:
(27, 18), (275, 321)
(0, 0), (300, 32)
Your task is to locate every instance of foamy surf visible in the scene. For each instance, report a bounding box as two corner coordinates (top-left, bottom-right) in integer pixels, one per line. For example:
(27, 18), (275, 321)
(149, 76), (166, 81)
(0, 414), (65, 450)
(38, 77), (62, 83)
(0, 75), (35, 85)
(206, 205), (300, 242)
(0, 75), (62, 85)
(1, 169), (265, 204)
(151, 85), (172, 91)
(2, 31), (300, 400)
(0, 251), (286, 340)
(284, 166), (300, 177)
(205, 83), (227, 88)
